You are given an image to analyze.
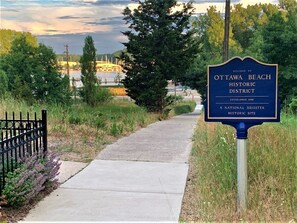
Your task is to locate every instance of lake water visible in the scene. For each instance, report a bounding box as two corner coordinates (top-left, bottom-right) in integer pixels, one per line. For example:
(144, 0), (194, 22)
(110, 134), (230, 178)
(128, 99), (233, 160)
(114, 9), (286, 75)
(68, 70), (125, 87)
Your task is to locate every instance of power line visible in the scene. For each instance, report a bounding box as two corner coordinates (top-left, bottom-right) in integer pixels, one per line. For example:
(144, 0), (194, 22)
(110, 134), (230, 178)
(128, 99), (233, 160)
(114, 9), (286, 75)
(65, 44), (69, 76)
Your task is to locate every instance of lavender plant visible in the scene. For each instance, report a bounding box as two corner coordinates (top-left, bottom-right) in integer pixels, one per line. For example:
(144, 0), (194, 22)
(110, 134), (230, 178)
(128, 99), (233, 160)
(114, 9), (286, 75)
(2, 151), (61, 207)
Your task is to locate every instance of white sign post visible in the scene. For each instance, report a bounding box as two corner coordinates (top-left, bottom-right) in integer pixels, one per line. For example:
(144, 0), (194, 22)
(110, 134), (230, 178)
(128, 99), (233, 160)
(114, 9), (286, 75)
(237, 139), (248, 211)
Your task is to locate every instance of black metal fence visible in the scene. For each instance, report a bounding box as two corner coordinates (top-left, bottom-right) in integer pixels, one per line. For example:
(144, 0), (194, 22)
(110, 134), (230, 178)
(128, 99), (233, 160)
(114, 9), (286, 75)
(0, 110), (47, 195)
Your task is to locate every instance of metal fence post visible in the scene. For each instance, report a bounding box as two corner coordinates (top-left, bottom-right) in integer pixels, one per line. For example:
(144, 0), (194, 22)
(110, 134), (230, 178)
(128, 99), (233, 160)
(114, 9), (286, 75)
(42, 110), (47, 153)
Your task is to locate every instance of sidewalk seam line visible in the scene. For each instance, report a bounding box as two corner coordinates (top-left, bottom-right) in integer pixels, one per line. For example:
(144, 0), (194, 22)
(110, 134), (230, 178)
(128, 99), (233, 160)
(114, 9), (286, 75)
(59, 186), (184, 195)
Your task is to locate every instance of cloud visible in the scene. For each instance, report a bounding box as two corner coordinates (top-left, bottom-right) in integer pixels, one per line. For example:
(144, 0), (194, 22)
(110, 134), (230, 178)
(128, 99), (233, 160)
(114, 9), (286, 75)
(58, 15), (91, 19)
(79, 0), (131, 5)
(1, 4), (122, 35)
(2, 0), (278, 54)
(44, 29), (60, 33)
(0, 8), (19, 12)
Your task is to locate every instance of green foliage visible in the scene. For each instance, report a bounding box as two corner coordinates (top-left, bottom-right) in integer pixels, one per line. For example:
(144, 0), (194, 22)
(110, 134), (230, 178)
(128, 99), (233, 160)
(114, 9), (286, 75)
(173, 103), (195, 115)
(289, 98), (297, 114)
(0, 34), (71, 104)
(230, 4), (279, 52)
(185, 3), (297, 105)
(0, 29), (38, 55)
(80, 36), (98, 106)
(0, 70), (8, 96)
(3, 152), (60, 207)
(95, 88), (113, 104)
(261, 9), (297, 104)
(68, 114), (82, 125)
(180, 6), (240, 99)
(34, 44), (71, 104)
(110, 122), (124, 137)
(185, 114), (297, 220)
(120, 0), (198, 112)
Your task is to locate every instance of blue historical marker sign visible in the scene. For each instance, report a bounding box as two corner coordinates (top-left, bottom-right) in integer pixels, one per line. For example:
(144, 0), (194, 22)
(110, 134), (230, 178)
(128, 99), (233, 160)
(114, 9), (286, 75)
(205, 56), (280, 124)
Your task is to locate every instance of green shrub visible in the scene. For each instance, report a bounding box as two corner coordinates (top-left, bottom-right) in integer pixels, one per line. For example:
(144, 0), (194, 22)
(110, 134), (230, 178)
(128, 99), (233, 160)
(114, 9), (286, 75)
(165, 95), (183, 106)
(110, 123), (123, 136)
(289, 98), (297, 114)
(0, 70), (8, 96)
(173, 104), (192, 115)
(68, 114), (82, 124)
(2, 152), (61, 207)
(93, 117), (107, 129)
(95, 88), (113, 104)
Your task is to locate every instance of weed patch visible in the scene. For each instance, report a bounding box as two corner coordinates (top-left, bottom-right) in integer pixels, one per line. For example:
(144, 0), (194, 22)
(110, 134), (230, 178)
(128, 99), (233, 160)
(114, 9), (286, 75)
(181, 113), (297, 221)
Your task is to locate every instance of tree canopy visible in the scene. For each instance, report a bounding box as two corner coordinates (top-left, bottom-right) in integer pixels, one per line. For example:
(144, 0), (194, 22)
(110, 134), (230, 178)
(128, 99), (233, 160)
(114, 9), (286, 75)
(0, 34), (71, 104)
(184, 3), (297, 104)
(120, 0), (198, 112)
(0, 29), (38, 55)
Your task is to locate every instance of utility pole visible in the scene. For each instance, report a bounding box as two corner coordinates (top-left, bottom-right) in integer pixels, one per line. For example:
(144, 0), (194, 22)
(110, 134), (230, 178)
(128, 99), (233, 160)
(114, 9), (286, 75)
(65, 44), (70, 76)
(223, 0), (231, 62)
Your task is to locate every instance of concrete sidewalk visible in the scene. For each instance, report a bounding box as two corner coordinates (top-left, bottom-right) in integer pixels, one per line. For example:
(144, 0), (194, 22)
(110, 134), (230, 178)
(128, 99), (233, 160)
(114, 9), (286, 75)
(23, 105), (201, 222)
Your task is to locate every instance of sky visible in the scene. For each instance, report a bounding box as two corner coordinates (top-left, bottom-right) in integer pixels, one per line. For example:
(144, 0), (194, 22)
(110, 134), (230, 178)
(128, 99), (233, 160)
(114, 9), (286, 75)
(0, 0), (278, 55)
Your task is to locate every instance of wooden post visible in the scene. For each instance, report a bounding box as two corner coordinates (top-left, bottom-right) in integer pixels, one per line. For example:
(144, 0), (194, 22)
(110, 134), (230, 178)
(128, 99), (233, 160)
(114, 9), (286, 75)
(223, 0), (231, 62)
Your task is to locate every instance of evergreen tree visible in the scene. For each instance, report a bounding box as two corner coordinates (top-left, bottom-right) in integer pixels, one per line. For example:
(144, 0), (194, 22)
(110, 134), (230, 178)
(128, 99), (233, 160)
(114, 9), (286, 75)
(120, 0), (198, 112)
(80, 36), (98, 106)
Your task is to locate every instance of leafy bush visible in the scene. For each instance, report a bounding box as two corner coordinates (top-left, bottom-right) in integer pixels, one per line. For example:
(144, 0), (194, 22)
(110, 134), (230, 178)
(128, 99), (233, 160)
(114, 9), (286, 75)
(289, 98), (297, 114)
(110, 123), (123, 136)
(165, 95), (184, 106)
(2, 152), (61, 207)
(68, 114), (82, 124)
(0, 70), (8, 97)
(173, 104), (193, 115)
(95, 88), (113, 104)
(94, 117), (107, 129)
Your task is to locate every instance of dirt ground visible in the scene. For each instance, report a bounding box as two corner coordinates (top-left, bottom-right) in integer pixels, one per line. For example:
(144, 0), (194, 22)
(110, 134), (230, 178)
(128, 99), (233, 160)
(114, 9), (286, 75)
(1, 186), (57, 223)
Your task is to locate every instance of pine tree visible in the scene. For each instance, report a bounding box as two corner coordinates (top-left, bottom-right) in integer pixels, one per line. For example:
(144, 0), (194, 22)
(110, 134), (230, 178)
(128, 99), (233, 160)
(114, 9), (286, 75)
(80, 36), (98, 106)
(120, 0), (198, 112)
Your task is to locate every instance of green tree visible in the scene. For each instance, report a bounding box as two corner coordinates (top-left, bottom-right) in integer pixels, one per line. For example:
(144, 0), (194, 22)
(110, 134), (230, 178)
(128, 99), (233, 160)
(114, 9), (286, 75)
(181, 6), (240, 99)
(34, 44), (71, 104)
(279, 0), (297, 11)
(1, 35), (36, 102)
(80, 35), (98, 106)
(0, 70), (8, 96)
(261, 9), (297, 104)
(120, 0), (198, 112)
(231, 4), (279, 53)
(0, 34), (71, 104)
(182, 3), (284, 100)
(0, 29), (38, 55)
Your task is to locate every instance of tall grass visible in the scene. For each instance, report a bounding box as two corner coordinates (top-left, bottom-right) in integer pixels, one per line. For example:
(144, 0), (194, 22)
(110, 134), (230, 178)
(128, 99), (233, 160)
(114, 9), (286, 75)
(0, 96), (196, 162)
(181, 113), (297, 221)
